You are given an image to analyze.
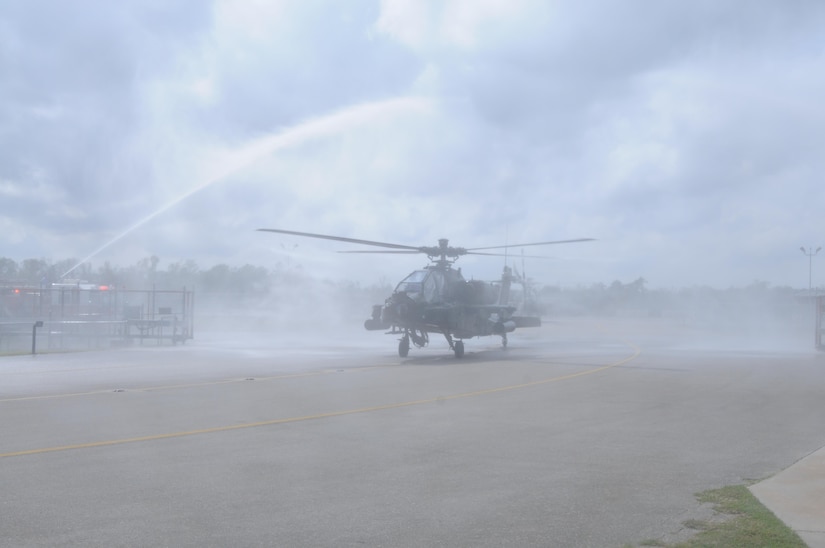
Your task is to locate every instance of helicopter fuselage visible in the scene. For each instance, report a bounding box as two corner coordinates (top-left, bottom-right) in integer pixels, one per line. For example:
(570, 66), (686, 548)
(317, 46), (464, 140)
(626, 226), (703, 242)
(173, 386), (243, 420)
(364, 265), (541, 357)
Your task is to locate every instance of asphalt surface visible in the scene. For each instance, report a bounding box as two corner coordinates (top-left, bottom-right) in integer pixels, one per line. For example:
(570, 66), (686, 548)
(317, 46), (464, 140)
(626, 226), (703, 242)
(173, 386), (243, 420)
(1, 317), (824, 547)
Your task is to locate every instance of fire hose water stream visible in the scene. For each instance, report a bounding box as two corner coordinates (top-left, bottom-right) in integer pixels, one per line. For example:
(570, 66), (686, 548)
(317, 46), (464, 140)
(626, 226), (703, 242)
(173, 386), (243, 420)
(61, 96), (432, 279)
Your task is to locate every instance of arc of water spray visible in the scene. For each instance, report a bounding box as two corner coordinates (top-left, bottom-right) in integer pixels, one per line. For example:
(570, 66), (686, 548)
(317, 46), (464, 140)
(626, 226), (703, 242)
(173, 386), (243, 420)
(62, 96), (432, 278)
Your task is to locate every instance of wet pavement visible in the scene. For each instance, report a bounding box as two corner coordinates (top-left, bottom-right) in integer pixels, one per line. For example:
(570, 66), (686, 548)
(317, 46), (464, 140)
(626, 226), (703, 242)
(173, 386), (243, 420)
(1, 318), (824, 547)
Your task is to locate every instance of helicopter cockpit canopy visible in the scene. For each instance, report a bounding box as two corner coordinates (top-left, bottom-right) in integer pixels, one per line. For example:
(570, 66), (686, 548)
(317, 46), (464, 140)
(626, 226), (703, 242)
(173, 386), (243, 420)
(395, 269), (447, 304)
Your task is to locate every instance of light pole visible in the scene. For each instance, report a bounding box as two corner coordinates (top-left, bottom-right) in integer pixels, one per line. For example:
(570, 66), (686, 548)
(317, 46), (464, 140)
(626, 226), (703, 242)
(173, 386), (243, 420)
(800, 246), (821, 292)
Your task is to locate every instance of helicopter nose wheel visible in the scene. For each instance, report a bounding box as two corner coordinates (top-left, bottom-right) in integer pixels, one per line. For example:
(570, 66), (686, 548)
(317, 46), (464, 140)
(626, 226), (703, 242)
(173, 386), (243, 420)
(398, 335), (410, 358)
(453, 340), (464, 358)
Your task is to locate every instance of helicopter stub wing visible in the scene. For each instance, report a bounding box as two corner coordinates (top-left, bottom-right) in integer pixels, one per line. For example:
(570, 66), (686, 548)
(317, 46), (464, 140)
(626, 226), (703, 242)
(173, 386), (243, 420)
(512, 315), (542, 328)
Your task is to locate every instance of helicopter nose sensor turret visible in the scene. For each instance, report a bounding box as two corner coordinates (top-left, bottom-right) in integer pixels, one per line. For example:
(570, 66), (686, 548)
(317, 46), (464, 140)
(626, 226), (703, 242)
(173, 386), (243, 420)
(382, 292), (421, 326)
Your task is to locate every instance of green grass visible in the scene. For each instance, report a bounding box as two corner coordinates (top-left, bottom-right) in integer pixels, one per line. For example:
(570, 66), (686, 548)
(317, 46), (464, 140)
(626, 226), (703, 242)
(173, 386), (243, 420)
(628, 484), (807, 548)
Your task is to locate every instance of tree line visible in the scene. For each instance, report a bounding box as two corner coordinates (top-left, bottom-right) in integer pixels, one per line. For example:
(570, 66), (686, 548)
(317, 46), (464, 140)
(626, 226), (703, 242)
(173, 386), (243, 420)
(1, 256), (284, 294)
(0, 256), (807, 326)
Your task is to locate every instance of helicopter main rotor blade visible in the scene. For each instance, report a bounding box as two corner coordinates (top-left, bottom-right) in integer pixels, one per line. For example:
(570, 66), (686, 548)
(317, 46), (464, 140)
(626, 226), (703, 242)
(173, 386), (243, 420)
(337, 250), (421, 254)
(466, 251), (553, 259)
(467, 238), (595, 251)
(257, 228), (420, 251)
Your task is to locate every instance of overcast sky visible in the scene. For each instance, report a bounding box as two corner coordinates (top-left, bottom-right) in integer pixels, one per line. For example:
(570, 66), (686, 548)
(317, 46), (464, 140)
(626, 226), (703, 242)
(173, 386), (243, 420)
(2, 0), (825, 289)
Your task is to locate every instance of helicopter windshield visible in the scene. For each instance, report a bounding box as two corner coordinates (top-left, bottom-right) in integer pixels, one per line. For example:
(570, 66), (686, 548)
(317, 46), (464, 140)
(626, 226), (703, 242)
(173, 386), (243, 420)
(395, 269), (445, 304)
(395, 270), (427, 300)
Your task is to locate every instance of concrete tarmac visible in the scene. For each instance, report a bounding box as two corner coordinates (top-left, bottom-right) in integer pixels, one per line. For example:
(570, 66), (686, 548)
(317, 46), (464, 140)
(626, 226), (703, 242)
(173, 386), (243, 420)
(1, 317), (824, 547)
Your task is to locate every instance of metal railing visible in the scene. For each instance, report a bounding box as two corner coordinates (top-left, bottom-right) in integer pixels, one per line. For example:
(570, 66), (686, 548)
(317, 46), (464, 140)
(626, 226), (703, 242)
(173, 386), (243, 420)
(0, 286), (194, 354)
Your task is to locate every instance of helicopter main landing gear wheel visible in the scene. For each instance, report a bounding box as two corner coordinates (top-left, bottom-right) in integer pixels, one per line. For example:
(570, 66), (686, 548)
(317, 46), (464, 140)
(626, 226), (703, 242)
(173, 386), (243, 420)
(501, 333), (508, 349)
(398, 335), (410, 358)
(453, 340), (464, 358)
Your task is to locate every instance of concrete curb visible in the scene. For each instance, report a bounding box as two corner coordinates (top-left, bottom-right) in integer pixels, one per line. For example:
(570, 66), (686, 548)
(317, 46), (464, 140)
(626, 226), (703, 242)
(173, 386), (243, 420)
(750, 445), (825, 548)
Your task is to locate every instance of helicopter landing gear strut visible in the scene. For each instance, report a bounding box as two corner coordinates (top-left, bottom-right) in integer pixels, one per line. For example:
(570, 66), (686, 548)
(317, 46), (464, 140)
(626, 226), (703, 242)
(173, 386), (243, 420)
(444, 333), (465, 358)
(398, 329), (428, 358)
(501, 333), (508, 349)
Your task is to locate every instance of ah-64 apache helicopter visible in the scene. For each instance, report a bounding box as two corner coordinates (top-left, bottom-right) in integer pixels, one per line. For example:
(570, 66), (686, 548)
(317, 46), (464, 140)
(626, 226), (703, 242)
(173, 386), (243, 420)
(258, 228), (594, 358)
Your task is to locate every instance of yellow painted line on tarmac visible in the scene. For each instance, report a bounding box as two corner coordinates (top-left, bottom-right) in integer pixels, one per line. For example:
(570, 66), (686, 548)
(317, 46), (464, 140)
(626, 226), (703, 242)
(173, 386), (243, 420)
(0, 344), (640, 459)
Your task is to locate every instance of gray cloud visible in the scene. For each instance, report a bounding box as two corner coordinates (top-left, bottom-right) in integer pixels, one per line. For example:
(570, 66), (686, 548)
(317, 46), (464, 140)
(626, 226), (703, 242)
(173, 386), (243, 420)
(2, 0), (825, 289)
